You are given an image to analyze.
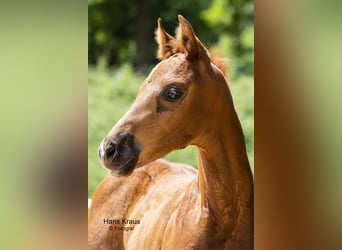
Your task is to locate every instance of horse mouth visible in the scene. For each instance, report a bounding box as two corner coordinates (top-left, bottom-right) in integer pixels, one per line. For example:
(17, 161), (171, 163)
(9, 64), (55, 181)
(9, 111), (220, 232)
(99, 132), (140, 177)
(108, 153), (139, 177)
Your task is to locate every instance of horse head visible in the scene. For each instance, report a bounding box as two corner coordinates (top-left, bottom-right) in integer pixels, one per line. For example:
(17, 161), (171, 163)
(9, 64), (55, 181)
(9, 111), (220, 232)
(98, 15), (229, 177)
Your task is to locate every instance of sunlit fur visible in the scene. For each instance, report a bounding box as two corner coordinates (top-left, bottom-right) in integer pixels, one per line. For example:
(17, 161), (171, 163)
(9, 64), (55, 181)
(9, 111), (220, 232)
(88, 15), (254, 249)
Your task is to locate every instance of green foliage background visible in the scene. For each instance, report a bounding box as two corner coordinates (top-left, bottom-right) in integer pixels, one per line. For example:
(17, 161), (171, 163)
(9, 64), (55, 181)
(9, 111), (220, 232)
(88, 0), (254, 197)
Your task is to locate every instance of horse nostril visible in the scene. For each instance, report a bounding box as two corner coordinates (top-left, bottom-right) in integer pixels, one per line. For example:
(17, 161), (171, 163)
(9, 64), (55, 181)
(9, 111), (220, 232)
(101, 133), (136, 162)
(98, 145), (104, 159)
(105, 142), (118, 161)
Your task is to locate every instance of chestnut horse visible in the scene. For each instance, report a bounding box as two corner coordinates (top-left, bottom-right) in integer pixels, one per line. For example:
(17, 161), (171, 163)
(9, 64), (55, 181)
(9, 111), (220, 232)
(88, 15), (254, 250)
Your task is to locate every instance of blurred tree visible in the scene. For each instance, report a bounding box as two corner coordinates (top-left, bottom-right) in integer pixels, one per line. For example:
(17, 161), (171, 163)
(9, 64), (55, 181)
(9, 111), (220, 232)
(88, 0), (253, 76)
(201, 0), (254, 76)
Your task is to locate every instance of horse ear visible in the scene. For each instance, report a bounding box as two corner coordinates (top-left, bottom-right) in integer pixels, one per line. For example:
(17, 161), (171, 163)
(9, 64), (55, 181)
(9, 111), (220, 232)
(155, 18), (180, 60)
(176, 15), (209, 61)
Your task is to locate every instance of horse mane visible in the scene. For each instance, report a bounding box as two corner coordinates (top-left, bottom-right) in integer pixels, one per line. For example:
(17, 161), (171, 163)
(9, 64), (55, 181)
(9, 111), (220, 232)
(211, 56), (229, 77)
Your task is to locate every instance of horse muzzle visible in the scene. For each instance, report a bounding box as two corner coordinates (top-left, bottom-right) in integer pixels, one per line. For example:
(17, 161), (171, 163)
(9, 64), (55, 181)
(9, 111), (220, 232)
(99, 132), (140, 176)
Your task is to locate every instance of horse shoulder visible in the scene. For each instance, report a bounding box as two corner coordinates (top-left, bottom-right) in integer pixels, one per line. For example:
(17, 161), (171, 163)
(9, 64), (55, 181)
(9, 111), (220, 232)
(88, 166), (154, 249)
(125, 160), (207, 250)
(89, 159), (200, 249)
(89, 159), (196, 218)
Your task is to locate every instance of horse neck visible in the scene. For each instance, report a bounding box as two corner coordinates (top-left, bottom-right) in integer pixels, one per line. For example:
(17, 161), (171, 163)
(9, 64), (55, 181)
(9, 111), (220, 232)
(195, 85), (254, 233)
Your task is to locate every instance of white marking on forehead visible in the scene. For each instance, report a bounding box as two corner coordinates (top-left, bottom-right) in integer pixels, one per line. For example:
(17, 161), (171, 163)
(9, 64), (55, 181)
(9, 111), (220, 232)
(136, 81), (162, 104)
(118, 81), (161, 125)
(145, 64), (160, 84)
(144, 54), (184, 85)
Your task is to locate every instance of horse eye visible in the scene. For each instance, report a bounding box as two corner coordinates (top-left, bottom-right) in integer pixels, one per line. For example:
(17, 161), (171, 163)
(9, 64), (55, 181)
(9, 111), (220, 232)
(163, 86), (183, 102)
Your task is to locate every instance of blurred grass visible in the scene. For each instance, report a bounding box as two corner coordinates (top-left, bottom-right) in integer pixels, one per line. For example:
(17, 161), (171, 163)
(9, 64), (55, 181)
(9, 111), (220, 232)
(88, 64), (254, 197)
